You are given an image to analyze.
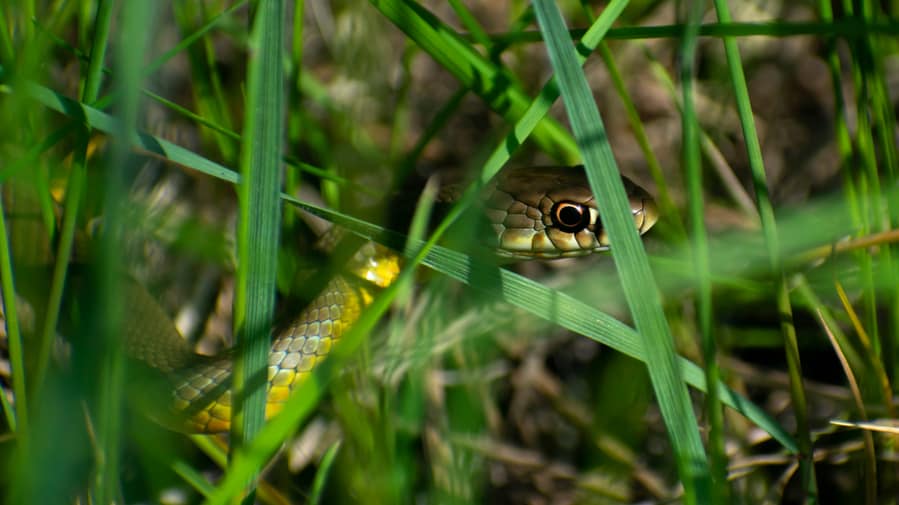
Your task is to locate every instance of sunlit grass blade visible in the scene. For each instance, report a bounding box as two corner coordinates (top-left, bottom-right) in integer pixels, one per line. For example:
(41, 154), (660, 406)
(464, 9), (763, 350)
(713, 1), (817, 498)
(680, 0), (724, 499)
(229, 1), (286, 502)
(23, 83), (241, 183)
(530, 1), (710, 501)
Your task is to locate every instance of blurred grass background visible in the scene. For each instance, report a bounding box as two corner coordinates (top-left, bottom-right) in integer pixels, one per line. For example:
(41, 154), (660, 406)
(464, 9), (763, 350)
(1, 0), (898, 503)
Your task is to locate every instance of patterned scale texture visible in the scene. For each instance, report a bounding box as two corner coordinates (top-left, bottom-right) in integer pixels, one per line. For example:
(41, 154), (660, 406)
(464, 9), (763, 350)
(166, 276), (368, 433)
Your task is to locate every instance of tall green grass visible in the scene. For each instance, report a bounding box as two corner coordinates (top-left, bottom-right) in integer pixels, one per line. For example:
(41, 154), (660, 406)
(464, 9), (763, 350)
(229, 2), (285, 504)
(0, 1), (897, 504)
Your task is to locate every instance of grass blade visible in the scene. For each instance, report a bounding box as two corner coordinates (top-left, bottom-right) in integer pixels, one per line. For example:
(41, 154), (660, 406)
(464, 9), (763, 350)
(713, 1), (818, 499)
(229, 0), (286, 501)
(679, 0), (726, 499)
(530, 1), (711, 500)
(0, 197), (25, 435)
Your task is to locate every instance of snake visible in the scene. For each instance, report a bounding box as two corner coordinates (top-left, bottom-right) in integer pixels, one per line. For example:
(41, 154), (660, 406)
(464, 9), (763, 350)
(10, 166), (659, 433)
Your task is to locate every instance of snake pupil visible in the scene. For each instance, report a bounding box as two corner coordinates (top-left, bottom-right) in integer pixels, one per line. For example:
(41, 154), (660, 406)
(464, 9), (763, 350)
(551, 201), (591, 233)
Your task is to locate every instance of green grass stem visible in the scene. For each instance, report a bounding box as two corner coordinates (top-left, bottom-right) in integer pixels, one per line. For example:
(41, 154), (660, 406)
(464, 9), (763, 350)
(532, 1), (710, 501)
(229, 1), (286, 502)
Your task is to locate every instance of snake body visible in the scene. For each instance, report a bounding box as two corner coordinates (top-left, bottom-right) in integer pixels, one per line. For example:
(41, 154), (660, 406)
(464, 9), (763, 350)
(14, 167), (657, 433)
(110, 167), (657, 433)
(160, 275), (368, 432)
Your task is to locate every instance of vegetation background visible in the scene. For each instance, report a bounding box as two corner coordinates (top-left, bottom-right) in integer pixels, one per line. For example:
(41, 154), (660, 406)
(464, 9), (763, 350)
(0, 0), (897, 504)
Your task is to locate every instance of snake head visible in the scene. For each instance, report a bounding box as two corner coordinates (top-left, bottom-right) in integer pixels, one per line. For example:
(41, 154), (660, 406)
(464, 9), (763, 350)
(482, 166), (658, 260)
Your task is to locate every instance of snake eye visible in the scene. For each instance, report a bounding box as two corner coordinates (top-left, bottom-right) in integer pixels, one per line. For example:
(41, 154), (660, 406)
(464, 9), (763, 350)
(550, 201), (591, 233)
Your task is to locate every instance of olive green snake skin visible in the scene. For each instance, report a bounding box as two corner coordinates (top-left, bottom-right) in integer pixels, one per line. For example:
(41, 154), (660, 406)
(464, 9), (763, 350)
(12, 166), (659, 433)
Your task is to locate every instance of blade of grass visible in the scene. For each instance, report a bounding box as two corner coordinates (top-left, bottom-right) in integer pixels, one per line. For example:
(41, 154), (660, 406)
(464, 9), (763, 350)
(864, 7), (899, 388)
(485, 18), (899, 45)
(171, 459), (216, 498)
(713, 1), (817, 499)
(79, 0), (251, 113)
(852, 2), (899, 396)
(0, 195), (25, 435)
(447, 0), (492, 49)
(146, 0), (250, 78)
(816, 308), (876, 505)
(229, 1), (285, 502)
(25, 82), (241, 182)
(530, 1), (710, 501)
(284, 0), (303, 225)
(32, 129), (86, 401)
(90, 2), (158, 503)
(844, 7), (882, 372)
(393, 0), (534, 181)
(14, 1), (35, 42)
(681, 0), (727, 500)
(309, 441), (342, 505)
